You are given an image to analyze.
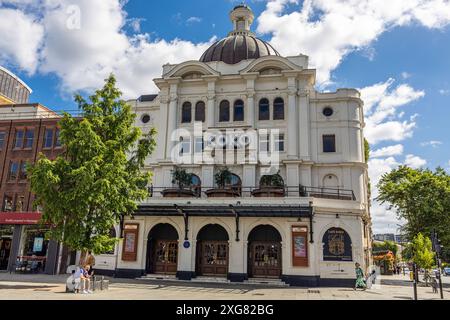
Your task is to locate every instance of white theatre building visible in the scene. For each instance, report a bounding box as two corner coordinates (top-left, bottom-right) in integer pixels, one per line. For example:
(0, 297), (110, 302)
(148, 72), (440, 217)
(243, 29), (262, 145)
(105, 5), (372, 287)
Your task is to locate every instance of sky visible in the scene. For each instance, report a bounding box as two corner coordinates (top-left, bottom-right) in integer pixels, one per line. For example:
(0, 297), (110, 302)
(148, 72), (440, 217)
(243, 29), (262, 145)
(0, 0), (449, 235)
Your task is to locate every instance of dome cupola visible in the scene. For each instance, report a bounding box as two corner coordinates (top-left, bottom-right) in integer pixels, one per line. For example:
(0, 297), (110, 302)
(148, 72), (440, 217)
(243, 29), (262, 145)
(200, 4), (280, 65)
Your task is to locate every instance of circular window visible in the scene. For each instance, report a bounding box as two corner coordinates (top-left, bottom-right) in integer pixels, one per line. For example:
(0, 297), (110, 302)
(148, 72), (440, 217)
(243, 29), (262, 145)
(141, 114), (151, 124)
(323, 107), (334, 117)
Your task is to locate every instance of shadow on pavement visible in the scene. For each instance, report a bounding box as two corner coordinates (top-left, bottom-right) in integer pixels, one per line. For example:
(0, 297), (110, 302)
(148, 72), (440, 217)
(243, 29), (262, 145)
(0, 284), (59, 290)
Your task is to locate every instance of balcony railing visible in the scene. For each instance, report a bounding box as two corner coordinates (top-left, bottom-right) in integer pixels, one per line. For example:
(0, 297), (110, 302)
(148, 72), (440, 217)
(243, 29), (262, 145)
(146, 185), (356, 201)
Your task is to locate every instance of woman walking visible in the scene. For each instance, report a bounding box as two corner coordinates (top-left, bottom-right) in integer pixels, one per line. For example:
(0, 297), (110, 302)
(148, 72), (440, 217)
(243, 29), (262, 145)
(354, 263), (367, 290)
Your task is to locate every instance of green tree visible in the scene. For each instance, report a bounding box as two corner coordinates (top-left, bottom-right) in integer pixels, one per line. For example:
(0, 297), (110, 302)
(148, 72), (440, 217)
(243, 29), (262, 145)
(29, 74), (156, 255)
(376, 166), (450, 261)
(408, 233), (435, 270)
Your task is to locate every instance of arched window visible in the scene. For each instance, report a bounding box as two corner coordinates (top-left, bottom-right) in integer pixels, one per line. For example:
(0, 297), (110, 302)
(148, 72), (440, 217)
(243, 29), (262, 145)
(226, 174), (242, 195)
(322, 228), (353, 261)
(259, 98), (270, 121)
(219, 100), (230, 122)
(234, 100), (245, 122)
(195, 101), (206, 122)
(182, 102), (192, 123)
(191, 174), (202, 197)
(273, 98), (285, 120)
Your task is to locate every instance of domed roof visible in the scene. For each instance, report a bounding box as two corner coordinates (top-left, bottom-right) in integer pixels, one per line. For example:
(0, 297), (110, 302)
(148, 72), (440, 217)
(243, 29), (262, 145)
(200, 35), (280, 65)
(199, 4), (280, 65)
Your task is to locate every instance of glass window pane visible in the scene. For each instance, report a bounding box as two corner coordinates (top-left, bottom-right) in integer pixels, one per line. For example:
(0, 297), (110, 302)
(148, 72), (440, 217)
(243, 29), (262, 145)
(234, 100), (244, 122)
(275, 134), (285, 152)
(195, 137), (204, 154)
(182, 102), (192, 123)
(323, 135), (336, 153)
(195, 102), (206, 122)
(273, 98), (285, 120)
(219, 100), (230, 122)
(259, 133), (270, 152)
(19, 162), (27, 180)
(14, 130), (24, 149)
(0, 132), (5, 150)
(24, 130), (34, 149)
(9, 162), (19, 180)
(44, 129), (53, 148)
(259, 99), (270, 120)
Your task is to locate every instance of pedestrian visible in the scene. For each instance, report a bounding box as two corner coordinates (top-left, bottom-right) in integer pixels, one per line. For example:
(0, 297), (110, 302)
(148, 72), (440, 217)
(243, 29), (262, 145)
(431, 277), (438, 293)
(84, 251), (96, 278)
(80, 265), (93, 294)
(354, 263), (367, 291)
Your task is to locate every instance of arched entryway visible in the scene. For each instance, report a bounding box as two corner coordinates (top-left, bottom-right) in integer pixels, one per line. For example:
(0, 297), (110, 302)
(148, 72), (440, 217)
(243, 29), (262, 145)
(248, 225), (282, 279)
(196, 224), (229, 277)
(146, 224), (179, 275)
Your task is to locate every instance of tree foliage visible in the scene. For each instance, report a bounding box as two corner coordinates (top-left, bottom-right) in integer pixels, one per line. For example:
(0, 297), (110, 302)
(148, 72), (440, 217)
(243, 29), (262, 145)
(376, 166), (450, 261)
(406, 233), (435, 269)
(29, 74), (156, 254)
(373, 241), (398, 257)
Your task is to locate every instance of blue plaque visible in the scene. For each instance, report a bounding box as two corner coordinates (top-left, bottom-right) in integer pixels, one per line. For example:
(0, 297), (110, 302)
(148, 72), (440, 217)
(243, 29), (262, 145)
(183, 241), (190, 249)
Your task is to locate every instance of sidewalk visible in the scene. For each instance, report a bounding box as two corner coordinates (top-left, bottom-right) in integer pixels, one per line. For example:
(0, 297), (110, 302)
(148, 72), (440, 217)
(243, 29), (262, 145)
(0, 272), (448, 300)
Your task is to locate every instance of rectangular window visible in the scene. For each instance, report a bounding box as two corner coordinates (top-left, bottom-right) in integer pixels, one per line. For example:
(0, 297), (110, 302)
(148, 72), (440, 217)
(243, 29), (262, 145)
(180, 137), (191, 155)
(195, 137), (204, 154)
(14, 130), (24, 149)
(0, 132), (5, 150)
(24, 129), (34, 149)
(19, 162), (27, 181)
(274, 134), (285, 152)
(323, 135), (336, 153)
(259, 133), (270, 153)
(8, 162), (19, 181)
(292, 226), (309, 267)
(44, 128), (54, 149)
(55, 128), (62, 148)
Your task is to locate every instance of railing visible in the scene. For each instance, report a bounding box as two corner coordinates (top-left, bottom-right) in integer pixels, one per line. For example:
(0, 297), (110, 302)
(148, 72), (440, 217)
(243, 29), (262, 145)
(146, 185), (356, 201)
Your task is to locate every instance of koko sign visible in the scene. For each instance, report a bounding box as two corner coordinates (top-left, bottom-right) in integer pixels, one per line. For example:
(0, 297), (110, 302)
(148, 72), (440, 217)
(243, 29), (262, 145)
(322, 228), (353, 262)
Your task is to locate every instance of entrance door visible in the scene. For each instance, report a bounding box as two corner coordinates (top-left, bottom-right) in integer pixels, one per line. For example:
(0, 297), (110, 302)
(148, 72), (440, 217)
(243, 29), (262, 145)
(0, 239), (12, 270)
(196, 224), (229, 277)
(153, 240), (178, 274)
(146, 224), (179, 275)
(249, 242), (282, 278)
(247, 225), (283, 279)
(197, 241), (228, 276)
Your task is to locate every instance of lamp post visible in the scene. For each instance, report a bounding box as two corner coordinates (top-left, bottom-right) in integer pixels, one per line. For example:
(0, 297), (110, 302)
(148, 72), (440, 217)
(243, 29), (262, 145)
(412, 263), (418, 300)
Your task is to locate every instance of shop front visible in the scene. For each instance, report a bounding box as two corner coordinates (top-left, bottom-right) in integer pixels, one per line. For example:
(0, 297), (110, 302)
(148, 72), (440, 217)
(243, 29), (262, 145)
(0, 212), (59, 274)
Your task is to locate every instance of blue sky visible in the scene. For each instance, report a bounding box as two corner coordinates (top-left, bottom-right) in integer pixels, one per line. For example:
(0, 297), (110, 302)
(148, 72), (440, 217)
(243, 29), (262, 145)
(1, 0), (449, 233)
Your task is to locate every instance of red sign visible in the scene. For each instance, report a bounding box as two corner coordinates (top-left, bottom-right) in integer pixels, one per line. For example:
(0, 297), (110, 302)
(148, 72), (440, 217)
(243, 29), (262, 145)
(0, 212), (42, 225)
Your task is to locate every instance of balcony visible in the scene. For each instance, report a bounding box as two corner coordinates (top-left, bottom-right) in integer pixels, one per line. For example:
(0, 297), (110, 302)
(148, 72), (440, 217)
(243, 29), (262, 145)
(147, 185), (356, 201)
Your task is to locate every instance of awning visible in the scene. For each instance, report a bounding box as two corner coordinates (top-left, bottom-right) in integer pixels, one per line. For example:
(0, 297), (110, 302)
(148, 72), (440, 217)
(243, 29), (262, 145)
(0, 212), (42, 225)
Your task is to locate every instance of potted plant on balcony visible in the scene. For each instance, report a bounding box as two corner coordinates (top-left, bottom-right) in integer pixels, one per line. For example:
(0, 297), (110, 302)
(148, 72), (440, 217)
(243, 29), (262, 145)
(161, 167), (196, 198)
(252, 172), (285, 197)
(205, 167), (240, 198)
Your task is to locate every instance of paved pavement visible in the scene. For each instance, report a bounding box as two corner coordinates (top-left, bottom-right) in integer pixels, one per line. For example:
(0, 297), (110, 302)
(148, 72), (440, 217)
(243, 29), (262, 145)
(0, 272), (449, 300)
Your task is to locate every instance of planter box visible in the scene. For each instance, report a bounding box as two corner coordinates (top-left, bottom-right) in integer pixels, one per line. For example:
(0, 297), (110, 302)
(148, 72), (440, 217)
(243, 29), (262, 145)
(251, 188), (285, 198)
(161, 188), (196, 198)
(205, 189), (240, 198)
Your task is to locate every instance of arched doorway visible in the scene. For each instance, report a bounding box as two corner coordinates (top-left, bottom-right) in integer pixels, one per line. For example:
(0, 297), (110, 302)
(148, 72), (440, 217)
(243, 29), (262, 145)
(196, 224), (229, 277)
(146, 224), (179, 275)
(248, 225), (282, 279)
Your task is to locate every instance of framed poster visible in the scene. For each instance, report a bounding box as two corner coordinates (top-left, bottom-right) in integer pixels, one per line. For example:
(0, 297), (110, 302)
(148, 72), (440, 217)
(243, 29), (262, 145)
(122, 223), (139, 261)
(33, 237), (44, 252)
(322, 228), (353, 262)
(292, 227), (308, 267)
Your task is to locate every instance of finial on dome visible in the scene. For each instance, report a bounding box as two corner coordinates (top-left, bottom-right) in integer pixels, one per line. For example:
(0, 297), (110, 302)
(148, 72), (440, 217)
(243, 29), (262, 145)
(229, 3), (254, 36)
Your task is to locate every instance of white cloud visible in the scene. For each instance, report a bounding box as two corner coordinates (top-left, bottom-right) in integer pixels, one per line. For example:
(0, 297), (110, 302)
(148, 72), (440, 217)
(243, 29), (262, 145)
(360, 78), (425, 145)
(0, 8), (44, 73)
(0, 0), (213, 98)
(420, 140), (442, 148)
(439, 89), (450, 95)
(371, 145), (404, 158)
(186, 17), (202, 24)
(404, 154), (427, 168)
(257, 0), (450, 85)
(401, 72), (411, 79)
